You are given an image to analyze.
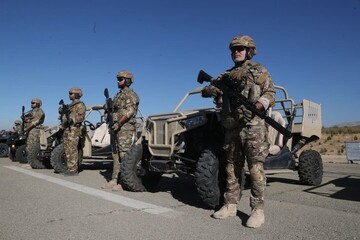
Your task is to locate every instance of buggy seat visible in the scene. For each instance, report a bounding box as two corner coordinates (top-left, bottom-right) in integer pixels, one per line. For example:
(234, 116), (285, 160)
(267, 111), (286, 155)
(91, 122), (110, 147)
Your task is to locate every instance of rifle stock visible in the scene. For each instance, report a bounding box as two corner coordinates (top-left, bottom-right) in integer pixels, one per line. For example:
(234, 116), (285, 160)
(104, 88), (117, 154)
(198, 70), (292, 139)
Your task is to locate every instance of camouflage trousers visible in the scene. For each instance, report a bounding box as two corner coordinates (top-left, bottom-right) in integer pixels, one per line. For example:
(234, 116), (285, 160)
(223, 119), (269, 209)
(111, 129), (136, 179)
(26, 128), (40, 159)
(63, 127), (81, 172)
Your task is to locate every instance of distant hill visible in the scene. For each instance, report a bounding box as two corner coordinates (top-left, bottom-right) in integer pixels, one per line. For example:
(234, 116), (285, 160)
(332, 122), (360, 128)
(302, 125), (360, 156)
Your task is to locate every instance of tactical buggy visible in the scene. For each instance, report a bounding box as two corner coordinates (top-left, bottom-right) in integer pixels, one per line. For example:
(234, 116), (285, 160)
(31, 103), (144, 172)
(26, 105), (112, 170)
(119, 71), (323, 209)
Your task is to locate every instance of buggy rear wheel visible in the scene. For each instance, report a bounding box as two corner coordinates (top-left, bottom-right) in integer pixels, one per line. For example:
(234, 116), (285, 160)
(298, 149), (323, 186)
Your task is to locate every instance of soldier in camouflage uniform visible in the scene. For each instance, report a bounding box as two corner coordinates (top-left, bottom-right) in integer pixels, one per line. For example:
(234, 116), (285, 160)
(102, 70), (139, 191)
(13, 120), (23, 135)
(60, 87), (86, 176)
(23, 98), (45, 166)
(202, 35), (275, 228)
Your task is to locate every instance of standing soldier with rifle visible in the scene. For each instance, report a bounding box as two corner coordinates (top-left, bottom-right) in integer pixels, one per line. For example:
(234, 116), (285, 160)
(59, 87), (86, 176)
(201, 35), (276, 228)
(23, 98), (45, 168)
(102, 70), (139, 191)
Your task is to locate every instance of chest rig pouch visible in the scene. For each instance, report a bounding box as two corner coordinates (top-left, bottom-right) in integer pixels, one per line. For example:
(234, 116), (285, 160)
(221, 61), (262, 128)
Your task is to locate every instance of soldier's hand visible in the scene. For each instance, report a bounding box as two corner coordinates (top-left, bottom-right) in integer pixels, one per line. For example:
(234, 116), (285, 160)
(112, 122), (121, 131)
(243, 108), (254, 121)
(201, 86), (223, 98)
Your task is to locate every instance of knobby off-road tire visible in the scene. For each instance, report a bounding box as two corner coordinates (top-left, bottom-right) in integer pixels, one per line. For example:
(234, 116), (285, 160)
(50, 143), (83, 173)
(0, 143), (9, 157)
(298, 149), (323, 186)
(51, 143), (68, 173)
(120, 144), (147, 192)
(27, 142), (51, 169)
(16, 144), (27, 163)
(195, 148), (226, 209)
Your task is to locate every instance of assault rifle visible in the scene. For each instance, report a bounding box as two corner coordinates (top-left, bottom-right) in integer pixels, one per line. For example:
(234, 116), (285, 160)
(21, 106), (25, 134)
(197, 70), (292, 139)
(20, 106), (33, 134)
(104, 88), (117, 154)
(59, 99), (71, 132)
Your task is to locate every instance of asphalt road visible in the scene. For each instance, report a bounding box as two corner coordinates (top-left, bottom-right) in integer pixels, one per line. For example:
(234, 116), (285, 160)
(0, 157), (359, 240)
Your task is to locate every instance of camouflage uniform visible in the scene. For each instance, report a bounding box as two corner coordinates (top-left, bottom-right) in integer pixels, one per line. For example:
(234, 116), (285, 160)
(62, 99), (86, 173)
(111, 87), (139, 180)
(203, 35), (275, 228)
(218, 60), (275, 209)
(24, 107), (45, 156)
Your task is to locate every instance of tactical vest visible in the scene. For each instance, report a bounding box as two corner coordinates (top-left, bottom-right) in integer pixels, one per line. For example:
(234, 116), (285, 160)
(222, 60), (264, 124)
(113, 88), (139, 130)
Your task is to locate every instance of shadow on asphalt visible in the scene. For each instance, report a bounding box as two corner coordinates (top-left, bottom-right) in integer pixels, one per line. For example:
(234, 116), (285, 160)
(80, 160), (113, 181)
(145, 172), (212, 209)
(266, 175), (302, 186)
(304, 176), (360, 202)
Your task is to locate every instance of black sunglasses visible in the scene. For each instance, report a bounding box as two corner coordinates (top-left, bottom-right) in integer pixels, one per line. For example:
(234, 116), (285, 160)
(231, 46), (246, 53)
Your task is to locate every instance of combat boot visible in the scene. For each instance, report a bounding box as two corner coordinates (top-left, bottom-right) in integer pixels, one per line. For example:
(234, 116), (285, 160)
(246, 208), (265, 228)
(101, 179), (117, 189)
(212, 204), (237, 219)
(112, 184), (123, 191)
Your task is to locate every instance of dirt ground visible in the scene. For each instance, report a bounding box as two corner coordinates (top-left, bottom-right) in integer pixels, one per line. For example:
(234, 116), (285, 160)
(303, 132), (359, 156)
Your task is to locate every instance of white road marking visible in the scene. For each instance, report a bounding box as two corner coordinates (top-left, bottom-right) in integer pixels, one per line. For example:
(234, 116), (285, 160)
(5, 166), (178, 216)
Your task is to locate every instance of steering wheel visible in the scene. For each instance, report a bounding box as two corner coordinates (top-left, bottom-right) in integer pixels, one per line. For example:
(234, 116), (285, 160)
(83, 120), (96, 130)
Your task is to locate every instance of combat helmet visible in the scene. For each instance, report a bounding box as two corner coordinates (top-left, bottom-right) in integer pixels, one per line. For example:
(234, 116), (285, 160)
(117, 70), (134, 86)
(69, 87), (83, 98)
(31, 98), (42, 107)
(229, 35), (257, 59)
(15, 120), (21, 125)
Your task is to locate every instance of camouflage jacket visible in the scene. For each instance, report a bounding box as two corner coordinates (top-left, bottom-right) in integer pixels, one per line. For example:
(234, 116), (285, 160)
(23, 107), (45, 128)
(68, 100), (86, 127)
(216, 60), (276, 123)
(112, 87), (139, 130)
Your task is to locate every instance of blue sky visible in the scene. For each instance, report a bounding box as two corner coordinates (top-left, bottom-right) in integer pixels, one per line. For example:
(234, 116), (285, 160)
(1, 0), (359, 130)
